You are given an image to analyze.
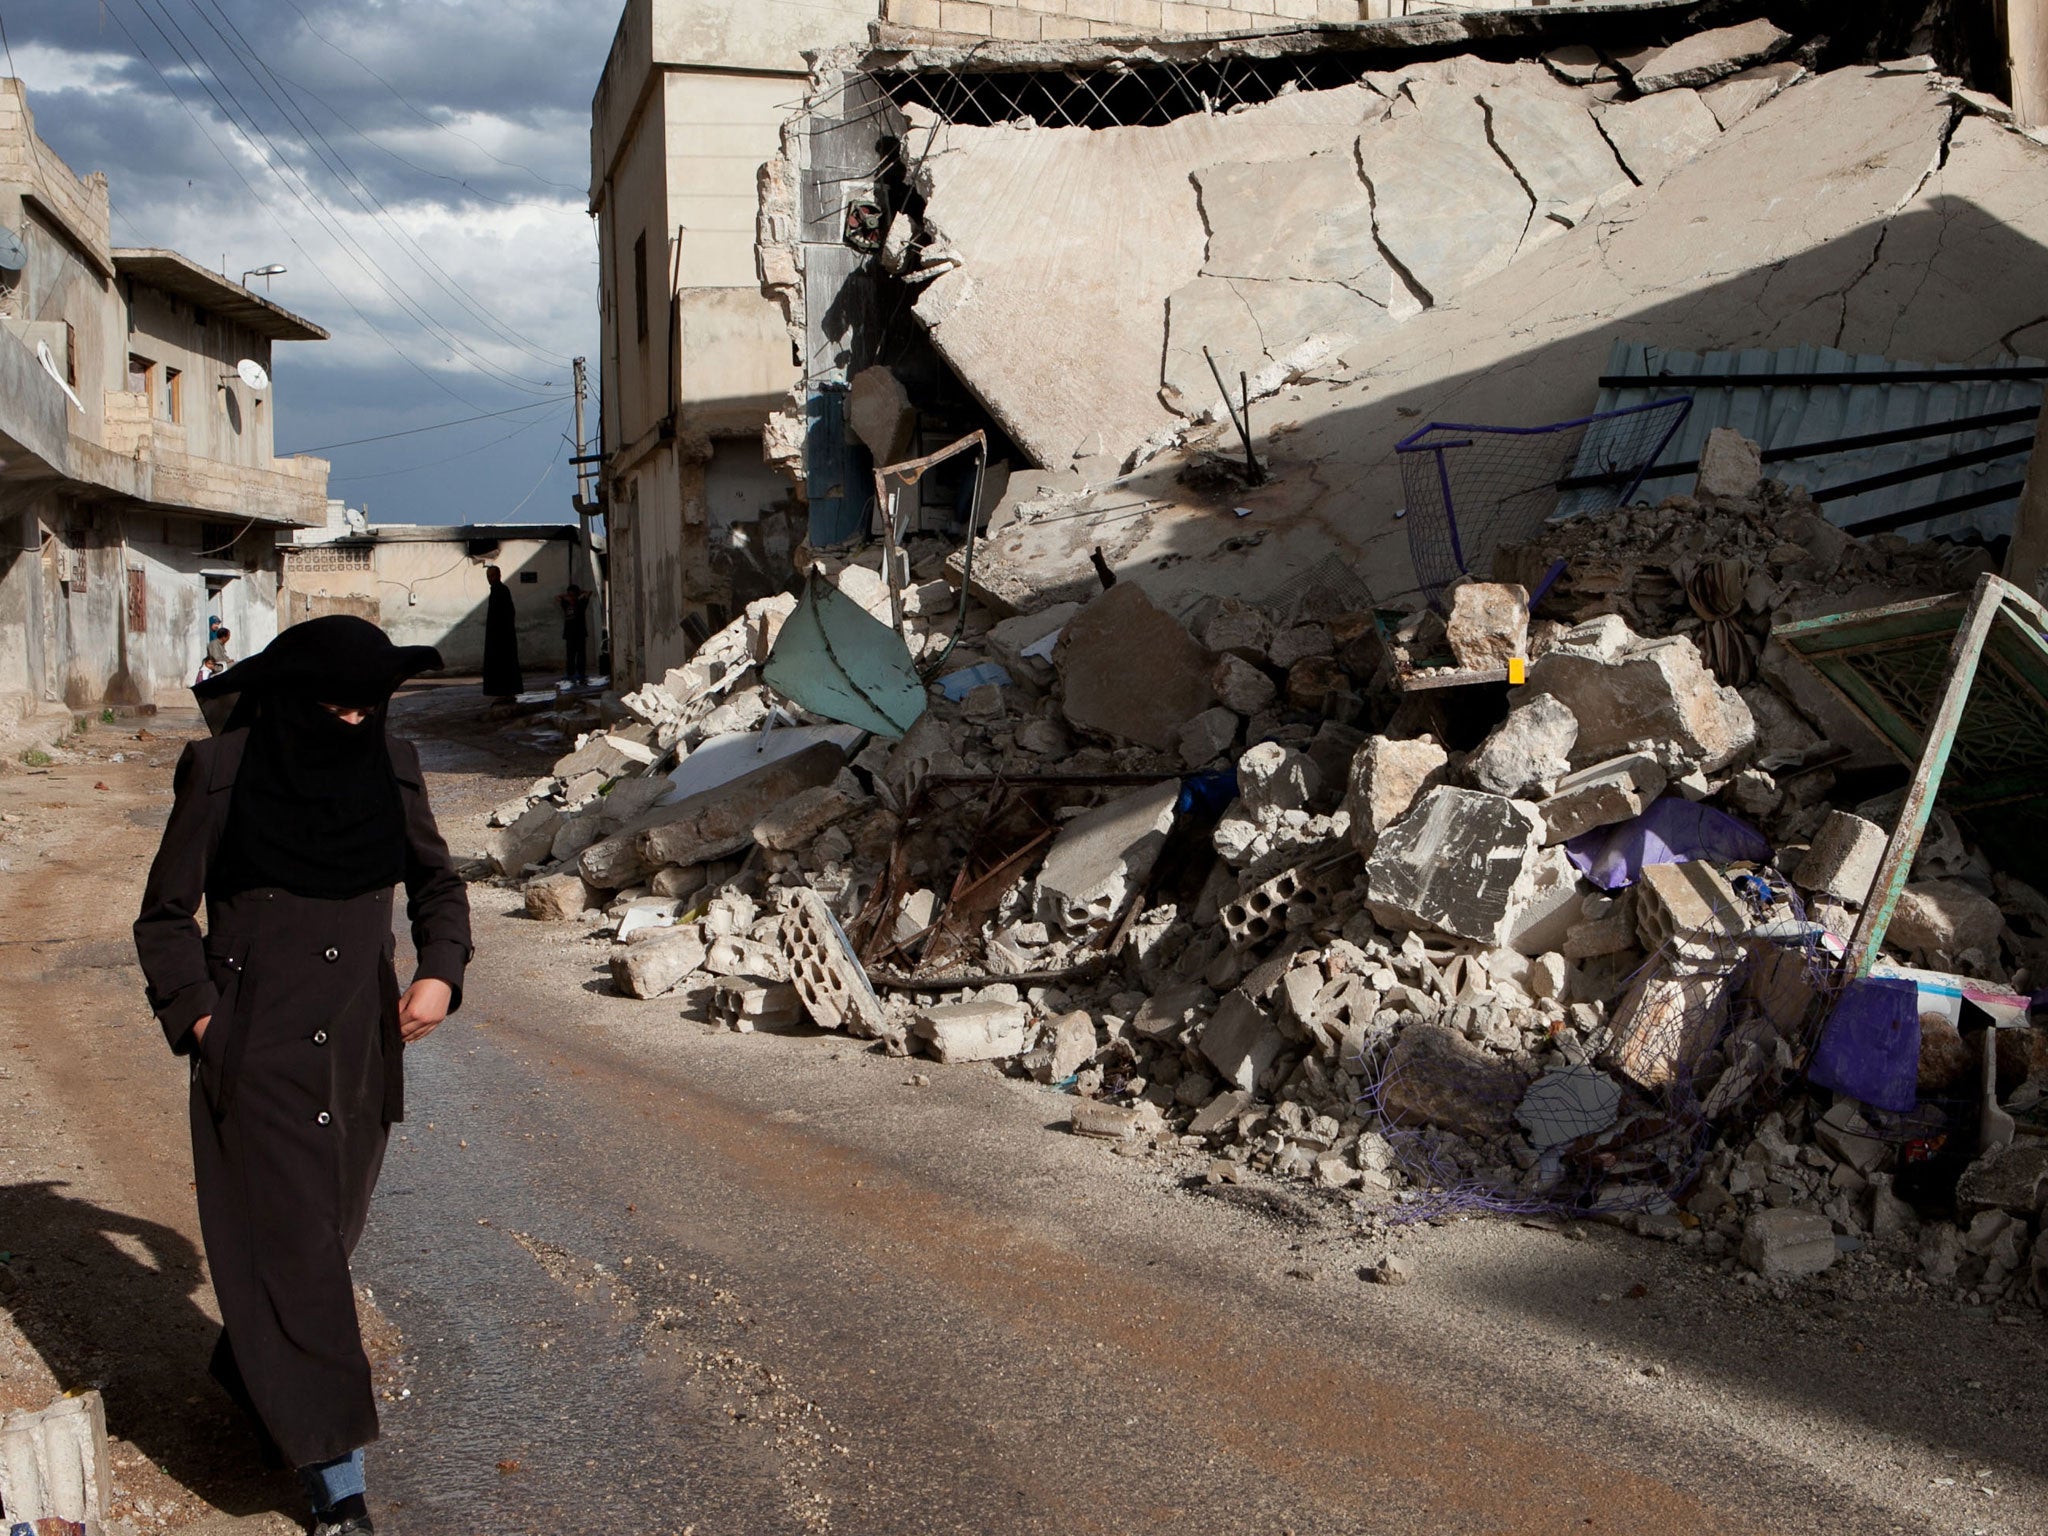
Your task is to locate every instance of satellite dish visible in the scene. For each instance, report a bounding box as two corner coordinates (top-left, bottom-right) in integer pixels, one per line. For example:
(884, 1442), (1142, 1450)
(0, 230), (24, 275)
(236, 358), (270, 392)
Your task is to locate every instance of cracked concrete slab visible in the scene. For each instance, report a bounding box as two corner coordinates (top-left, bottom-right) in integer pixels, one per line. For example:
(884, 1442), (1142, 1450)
(1357, 85), (1535, 303)
(1162, 274), (1394, 420)
(970, 70), (2034, 621)
(906, 87), (1383, 468)
(1699, 61), (1806, 130)
(1593, 89), (1725, 187)
(1479, 80), (1637, 234)
(1612, 19), (1793, 95)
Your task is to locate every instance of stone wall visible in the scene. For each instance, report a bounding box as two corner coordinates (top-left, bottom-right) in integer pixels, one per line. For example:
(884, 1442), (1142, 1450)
(883, 0), (1355, 43)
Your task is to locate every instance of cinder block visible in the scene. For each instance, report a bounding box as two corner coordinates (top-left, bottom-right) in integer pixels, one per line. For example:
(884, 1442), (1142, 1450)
(1160, 0), (1208, 29)
(1116, 0), (1166, 28)
(1040, 12), (1092, 35)
(889, 0), (945, 27)
(1271, 0), (1319, 18)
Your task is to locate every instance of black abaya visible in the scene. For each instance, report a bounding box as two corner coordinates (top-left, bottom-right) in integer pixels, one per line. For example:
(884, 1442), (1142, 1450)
(482, 584), (523, 697)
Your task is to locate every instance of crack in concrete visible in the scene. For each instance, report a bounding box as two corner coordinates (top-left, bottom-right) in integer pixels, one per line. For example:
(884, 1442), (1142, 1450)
(1477, 93), (1541, 262)
(1834, 103), (1966, 350)
(1588, 108), (1643, 188)
(1354, 143), (1434, 313)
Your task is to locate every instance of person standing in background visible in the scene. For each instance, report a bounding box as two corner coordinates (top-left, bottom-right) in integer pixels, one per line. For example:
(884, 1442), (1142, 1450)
(480, 565), (522, 700)
(558, 581), (591, 687)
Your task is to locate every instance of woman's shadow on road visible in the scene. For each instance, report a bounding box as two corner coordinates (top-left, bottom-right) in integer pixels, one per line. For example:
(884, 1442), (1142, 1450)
(0, 1180), (298, 1520)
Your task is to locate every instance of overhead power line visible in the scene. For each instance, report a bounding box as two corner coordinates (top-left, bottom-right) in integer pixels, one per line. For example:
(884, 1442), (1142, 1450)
(189, 0), (571, 371)
(286, 394), (572, 454)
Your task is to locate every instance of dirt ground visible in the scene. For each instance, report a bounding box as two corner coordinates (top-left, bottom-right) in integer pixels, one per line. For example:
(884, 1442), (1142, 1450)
(3, 684), (2046, 1535)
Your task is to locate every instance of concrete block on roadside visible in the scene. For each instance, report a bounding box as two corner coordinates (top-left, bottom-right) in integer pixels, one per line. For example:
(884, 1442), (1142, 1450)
(610, 926), (708, 999)
(525, 870), (602, 922)
(0, 1390), (112, 1531)
(1070, 1097), (1166, 1141)
(914, 1001), (1031, 1063)
(1740, 1207), (1838, 1279)
(1791, 810), (1886, 905)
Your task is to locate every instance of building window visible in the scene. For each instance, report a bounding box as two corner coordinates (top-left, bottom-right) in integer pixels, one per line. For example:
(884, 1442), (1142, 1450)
(633, 231), (648, 345)
(63, 322), (76, 386)
(162, 366), (182, 422)
(127, 568), (147, 633)
(127, 352), (154, 396)
(284, 545), (373, 573)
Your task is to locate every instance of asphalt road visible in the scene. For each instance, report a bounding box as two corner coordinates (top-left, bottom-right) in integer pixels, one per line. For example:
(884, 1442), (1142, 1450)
(4, 693), (2045, 1536)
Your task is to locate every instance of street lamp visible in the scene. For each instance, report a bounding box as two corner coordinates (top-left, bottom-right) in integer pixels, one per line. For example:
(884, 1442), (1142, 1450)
(241, 263), (286, 290)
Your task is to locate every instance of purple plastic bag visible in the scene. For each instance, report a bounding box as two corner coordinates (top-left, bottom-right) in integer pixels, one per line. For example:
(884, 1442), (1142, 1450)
(1807, 976), (1921, 1113)
(1564, 796), (1772, 891)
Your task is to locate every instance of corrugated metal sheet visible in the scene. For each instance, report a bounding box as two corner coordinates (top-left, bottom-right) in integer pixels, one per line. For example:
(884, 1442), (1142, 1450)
(1593, 340), (2044, 542)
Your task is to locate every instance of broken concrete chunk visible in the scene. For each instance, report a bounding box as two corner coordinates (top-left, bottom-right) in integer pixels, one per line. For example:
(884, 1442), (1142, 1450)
(1188, 1087), (1252, 1138)
(1614, 19), (1793, 94)
(1178, 706), (1240, 769)
(1364, 786), (1544, 947)
(1740, 1207), (1838, 1279)
(0, 1389), (113, 1531)
(490, 800), (561, 877)
(705, 935), (787, 982)
(1953, 1143), (2048, 1220)
(1608, 962), (1730, 1091)
(1635, 861), (1749, 965)
(1039, 1011), (1098, 1083)
(1376, 1022), (1526, 1140)
(1538, 753), (1668, 845)
(1237, 742), (1322, 815)
(987, 602), (1078, 673)
(552, 734), (643, 782)
(1467, 693), (1578, 797)
(1200, 989), (1286, 1093)
(847, 364), (916, 464)
(1342, 735), (1448, 854)
(1444, 582), (1529, 670)
(915, 1001), (1031, 1063)
(1887, 880), (2005, 961)
(1200, 600), (1273, 661)
(753, 785), (861, 853)
(611, 927), (709, 1000)
(1528, 623), (1755, 770)
(1133, 984), (1212, 1040)
(524, 871), (601, 922)
(1056, 584), (1215, 751)
(1694, 427), (1763, 502)
(1478, 82), (1635, 230)
(1070, 1097), (1166, 1142)
(626, 742), (846, 879)
(1210, 653), (1278, 715)
(1356, 90), (1533, 302)
(1267, 623), (1334, 670)
(1791, 810), (1887, 905)
(1035, 779), (1179, 934)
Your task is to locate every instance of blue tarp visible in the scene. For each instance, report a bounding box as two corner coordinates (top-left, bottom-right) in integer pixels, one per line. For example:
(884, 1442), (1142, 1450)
(1565, 796), (1771, 891)
(1808, 976), (1921, 1113)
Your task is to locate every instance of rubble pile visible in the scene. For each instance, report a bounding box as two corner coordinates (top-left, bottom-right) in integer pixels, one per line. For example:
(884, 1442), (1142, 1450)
(471, 463), (2048, 1306)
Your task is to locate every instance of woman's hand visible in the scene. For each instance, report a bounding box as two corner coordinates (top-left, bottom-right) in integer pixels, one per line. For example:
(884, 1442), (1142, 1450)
(398, 978), (452, 1043)
(190, 1014), (211, 1047)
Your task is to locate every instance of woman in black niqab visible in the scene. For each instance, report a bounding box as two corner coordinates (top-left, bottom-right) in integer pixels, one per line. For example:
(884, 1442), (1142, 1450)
(135, 616), (472, 1536)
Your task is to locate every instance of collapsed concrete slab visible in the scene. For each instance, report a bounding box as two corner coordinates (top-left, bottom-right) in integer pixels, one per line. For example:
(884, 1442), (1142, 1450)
(966, 67), (1999, 623)
(1613, 19), (1793, 95)
(915, 1001), (1031, 1063)
(1364, 786), (1545, 946)
(1035, 779), (1180, 934)
(1200, 988), (1286, 1093)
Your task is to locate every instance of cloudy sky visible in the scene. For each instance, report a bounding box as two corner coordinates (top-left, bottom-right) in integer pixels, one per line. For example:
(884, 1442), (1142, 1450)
(2, 0), (616, 525)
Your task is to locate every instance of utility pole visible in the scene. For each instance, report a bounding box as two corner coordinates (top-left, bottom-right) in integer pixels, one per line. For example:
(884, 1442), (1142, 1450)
(2014, 0), (2048, 129)
(572, 356), (590, 508)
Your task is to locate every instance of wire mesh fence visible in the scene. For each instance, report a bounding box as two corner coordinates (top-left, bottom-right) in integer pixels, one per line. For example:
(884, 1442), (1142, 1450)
(1398, 397), (1692, 610)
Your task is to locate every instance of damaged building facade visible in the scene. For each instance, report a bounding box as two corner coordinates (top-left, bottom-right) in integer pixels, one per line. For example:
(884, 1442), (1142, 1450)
(0, 79), (331, 722)
(587, 0), (1539, 682)
(510, 0), (2048, 1315)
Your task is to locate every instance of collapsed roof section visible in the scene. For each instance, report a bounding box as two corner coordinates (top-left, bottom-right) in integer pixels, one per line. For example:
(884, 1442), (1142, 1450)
(764, 2), (2045, 614)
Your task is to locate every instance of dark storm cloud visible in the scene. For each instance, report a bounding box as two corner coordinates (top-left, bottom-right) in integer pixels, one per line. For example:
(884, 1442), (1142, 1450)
(1, 0), (613, 524)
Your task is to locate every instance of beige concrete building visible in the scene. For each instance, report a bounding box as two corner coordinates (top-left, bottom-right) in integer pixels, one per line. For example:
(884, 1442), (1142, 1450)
(280, 508), (599, 677)
(0, 78), (330, 721)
